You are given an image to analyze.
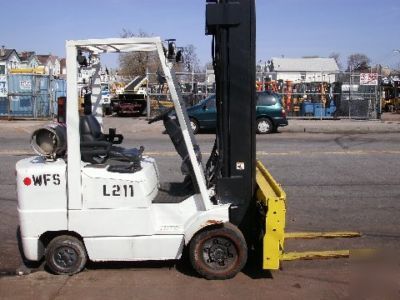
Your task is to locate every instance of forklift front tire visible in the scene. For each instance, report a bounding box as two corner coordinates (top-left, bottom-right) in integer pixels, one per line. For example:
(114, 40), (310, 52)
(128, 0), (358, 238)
(45, 235), (87, 275)
(189, 223), (247, 280)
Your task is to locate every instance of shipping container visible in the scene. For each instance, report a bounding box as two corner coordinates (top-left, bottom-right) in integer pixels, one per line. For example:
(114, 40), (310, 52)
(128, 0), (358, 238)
(0, 74), (66, 118)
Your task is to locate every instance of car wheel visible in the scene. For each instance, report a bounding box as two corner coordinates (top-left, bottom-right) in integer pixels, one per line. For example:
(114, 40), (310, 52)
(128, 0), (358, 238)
(189, 223), (247, 280)
(189, 118), (199, 134)
(256, 118), (273, 134)
(45, 235), (87, 275)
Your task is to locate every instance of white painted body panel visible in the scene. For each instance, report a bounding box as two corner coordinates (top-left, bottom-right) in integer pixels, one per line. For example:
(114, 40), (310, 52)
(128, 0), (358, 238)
(20, 236), (45, 261)
(85, 235), (184, 261)
(70, 195), (229, 261)
(16, 156), (67, 211)
(82, 157), (158, 209)
(16, 156), (68, 260)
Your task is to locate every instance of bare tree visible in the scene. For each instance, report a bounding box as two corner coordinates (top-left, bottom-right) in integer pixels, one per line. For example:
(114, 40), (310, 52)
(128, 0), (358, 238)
(347, 53), (371, 72)
(329, 52), (342, 70)
(182, 44), (200, 73)
(173, 44), (204, 82)
(118, 29), (160, 77)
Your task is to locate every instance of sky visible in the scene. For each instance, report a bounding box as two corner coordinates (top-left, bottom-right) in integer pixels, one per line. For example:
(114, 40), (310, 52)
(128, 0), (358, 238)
(1, 0), (399, 69)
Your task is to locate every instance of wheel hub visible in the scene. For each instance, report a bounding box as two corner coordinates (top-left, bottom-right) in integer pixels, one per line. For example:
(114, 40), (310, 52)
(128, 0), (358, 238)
(202, 237), (237, 268)
(258, 121), (270, 132)
(54, 246), (78, 268)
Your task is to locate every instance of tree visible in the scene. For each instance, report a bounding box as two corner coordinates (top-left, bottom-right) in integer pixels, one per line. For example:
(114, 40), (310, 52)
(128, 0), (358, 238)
(118, 29), (160, 77)
(182, 44), (200, 73)
(346, 53), (371, 72)
(329, 52), (342, 70)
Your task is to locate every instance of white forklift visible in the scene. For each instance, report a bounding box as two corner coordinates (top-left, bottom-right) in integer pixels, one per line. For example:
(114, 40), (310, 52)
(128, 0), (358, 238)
(16, 0), (360, 280)
(17, 0), (263, 279)
(17, 35), (243, 279)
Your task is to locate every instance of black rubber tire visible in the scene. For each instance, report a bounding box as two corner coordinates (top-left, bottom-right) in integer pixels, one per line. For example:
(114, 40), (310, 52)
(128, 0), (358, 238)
(189, 118), (199, 134)
(256, 118), (273, 134)
(189, 223), (247, 280)
(45, 235), (87, 275)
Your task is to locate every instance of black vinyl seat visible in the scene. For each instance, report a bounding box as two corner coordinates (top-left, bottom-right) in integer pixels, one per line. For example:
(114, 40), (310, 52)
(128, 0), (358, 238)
(79, 115), (143, 172)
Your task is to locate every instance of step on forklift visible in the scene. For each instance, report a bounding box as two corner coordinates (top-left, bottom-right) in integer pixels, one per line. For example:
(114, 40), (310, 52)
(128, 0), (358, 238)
(16, 0), (364, 280)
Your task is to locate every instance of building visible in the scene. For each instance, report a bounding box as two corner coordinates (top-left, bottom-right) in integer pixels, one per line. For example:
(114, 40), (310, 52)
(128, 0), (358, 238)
(37, 54), (61, 76)
(269, 57), (339, 83)
(0, 47), (21, 97)
(0, 46), (21, 73)
(18, 51), (40, 69)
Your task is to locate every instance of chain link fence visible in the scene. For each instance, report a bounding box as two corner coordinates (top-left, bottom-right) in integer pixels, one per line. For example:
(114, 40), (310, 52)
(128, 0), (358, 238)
(255, 71), (382, 119)
(145, 71), (214, 117)
(142, 70), (382, 120)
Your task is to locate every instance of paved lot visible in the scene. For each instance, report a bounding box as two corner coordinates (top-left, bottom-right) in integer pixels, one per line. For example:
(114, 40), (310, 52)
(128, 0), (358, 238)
(1, 116), (400, 299)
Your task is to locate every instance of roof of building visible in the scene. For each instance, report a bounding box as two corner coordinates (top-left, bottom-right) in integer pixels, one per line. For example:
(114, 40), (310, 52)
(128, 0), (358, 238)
(272, 57), (339, 72)
(36, 54), (59, 65)
(0, 48), (19, 61)
(18, 51), (36, 62)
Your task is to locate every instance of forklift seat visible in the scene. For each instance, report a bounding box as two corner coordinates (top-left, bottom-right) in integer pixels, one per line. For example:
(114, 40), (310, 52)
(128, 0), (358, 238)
(80, 114), (105, 142)
(79, 115), (143, 172)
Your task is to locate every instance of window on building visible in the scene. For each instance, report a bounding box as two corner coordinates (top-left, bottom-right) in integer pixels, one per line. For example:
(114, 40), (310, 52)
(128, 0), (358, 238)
(300, 72), (306, 81)
(0, 65), (5, 75)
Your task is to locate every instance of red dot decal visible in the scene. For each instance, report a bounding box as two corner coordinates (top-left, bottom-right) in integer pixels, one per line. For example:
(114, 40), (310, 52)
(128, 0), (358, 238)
(23, 177), (31, 186)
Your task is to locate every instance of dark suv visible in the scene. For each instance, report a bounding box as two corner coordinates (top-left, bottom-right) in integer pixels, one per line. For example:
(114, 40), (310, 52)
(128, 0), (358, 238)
(186, 91), (288, 134)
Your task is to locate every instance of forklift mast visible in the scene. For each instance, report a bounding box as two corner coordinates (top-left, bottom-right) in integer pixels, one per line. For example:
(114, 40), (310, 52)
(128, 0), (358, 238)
(206, 0), (256, 226)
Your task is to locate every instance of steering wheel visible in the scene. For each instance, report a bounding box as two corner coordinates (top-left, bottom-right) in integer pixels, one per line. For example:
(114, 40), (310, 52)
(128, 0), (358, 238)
(148, 107), (175, 124)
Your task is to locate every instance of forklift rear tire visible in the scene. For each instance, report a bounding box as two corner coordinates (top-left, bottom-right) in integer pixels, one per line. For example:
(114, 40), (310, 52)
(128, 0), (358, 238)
(45, 235), (87, 275)
(189, 223), (247, 280)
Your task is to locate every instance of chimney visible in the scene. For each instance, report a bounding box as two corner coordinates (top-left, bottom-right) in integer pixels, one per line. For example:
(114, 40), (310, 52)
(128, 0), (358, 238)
(0, 46), (5, 57)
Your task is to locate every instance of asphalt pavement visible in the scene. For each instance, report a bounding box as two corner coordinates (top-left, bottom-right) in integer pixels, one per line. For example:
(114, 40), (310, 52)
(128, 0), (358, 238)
(0, 116), (400, 299)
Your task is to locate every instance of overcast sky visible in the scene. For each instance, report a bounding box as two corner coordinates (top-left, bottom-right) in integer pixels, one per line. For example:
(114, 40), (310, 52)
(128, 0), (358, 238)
(1, 0), (399, 69)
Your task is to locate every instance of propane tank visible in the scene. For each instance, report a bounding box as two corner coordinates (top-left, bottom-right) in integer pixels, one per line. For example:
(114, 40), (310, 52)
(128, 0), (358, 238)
(31, 123), (67, 159)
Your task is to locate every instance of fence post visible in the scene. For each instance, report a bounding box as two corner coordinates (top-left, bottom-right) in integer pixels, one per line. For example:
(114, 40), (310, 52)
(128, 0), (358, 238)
(49, 74), (53, 118)
(146, 68), (151, 120)
(33, 75), (37, 119)
(7, 94), (11, 120)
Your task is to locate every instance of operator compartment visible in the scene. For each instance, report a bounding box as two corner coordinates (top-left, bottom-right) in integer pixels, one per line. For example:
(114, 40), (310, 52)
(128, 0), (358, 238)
(78, 111), (160, 209)
(16, 156), (67, 211)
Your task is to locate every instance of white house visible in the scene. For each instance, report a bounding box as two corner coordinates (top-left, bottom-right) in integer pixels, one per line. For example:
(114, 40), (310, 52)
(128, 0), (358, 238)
(270, 57), (339, 83)
(37, 55), (61, 76)
(18, 51), (40, 69)
(0, 47), (21, 71)
(0, 47), (21, 97)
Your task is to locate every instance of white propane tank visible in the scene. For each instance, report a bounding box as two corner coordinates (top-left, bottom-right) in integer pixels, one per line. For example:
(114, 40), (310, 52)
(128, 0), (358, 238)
(31, 123), (67, 158)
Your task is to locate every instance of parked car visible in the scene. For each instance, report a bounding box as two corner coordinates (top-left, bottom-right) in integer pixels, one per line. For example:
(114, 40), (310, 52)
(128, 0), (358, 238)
(186, 91), (288, 134)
